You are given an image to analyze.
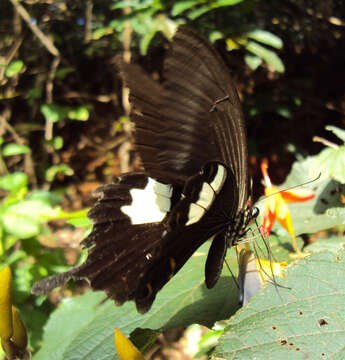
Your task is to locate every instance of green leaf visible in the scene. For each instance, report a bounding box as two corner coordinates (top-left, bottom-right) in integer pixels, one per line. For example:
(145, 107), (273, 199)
(245, 41), (285, 73)
(196, 326), (224, 357)
(33, 242), (241, 360)
(5, 60), (24, 77)
(55, 67), (75, 79)
(27, 190), (61, 205)
(276, 105), (291, 118)
(305, 236), (345, 254)
(244, 54), (262, 70)
(0, 172), (27, 192)
(214, 247), (345, 359)
(40, 103), (67, 123)
(325, 125), (345, 143)
(246, 29), (283, 49)
(129, 328), (160, 355)
(53, 136), (64, 150)
(67, 106), (90, 121)
(32, 230), (300, 360)
(209, 30), (224, 43)
(215, 0), (244, 5)
(171, 0), (199, 16)
(92, 27), (113, 40)
(187, 0), (243, 18)
(188, 5), (212, 19)
(317, 146), (345, 184)
(45, 164), (74, 182)
(27, 87), (42, 102)
(112, 0), (146, 10)
(2, 144), (30, 157)
(3, 213), (40, 239)
(5, 199), (55, 220)
(67, 217), (91, 228)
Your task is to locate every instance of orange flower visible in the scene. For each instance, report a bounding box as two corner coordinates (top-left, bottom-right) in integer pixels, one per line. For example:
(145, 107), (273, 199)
(260, 161), (315, 254)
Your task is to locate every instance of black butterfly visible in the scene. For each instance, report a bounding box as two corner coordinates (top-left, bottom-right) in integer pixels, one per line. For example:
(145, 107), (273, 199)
(32, 27), (257, 314)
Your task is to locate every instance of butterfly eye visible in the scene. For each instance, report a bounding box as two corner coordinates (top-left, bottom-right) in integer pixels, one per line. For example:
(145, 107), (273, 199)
(251, 207), (260, 219)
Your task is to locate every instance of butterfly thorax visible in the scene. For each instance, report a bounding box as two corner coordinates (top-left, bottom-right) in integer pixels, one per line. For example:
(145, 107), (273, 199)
(225, 206), (259, 247)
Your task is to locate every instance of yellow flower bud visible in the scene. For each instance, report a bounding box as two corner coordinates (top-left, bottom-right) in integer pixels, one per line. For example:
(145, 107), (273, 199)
(0, 266), (13, 341)
(11, 306), (28, 350)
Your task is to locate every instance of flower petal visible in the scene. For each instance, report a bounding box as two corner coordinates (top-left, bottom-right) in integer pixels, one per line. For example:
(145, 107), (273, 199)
(114, 328), (146, 360)
(261, 207), (276, 235)
(261, 161), (272, 187)
(281, 188), (315, 203)
(276, 203), (295, 239)
(255, 258), (288, 283)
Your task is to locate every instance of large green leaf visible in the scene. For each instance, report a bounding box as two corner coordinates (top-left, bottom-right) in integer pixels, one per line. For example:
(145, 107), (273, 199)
(33, 243), (241, 360)
(306, 236), (345, 254)
(2, 213), (40, 239)
(33, 229), (304, 360)
(2, 198), (56, 239)
(317, 146), (345, 184)
(214, 244), (345, 359)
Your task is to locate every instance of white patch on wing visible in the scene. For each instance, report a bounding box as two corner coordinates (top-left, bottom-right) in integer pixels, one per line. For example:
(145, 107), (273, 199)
(210, 164), (226, 194)
(186, 203), (205, 226)
(184, 164), (228, 227)
(121, 178), (172, 224)
(196, 182), (215, 209)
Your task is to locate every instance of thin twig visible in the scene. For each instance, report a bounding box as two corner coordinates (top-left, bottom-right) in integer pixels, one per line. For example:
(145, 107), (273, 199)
(0, 107), (22, 144)
(84, 0), (93, 43)
(0, 36), (23, 82)
(118, 4), (133, 173)
(9, 0), (60, 57)
(0, 107), (38, 185)
(45, 57), (60, 141)
(313, 136), (339, 149)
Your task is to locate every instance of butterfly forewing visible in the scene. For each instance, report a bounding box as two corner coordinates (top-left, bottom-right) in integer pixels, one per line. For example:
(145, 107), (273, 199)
(160, 27), (249, 207)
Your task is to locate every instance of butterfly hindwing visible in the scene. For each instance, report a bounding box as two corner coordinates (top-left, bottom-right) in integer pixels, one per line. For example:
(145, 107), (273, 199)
(133, 162), (239, 312)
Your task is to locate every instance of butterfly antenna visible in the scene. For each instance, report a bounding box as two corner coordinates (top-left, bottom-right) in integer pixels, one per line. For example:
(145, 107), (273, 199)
(224, 258), (239, 290)
(253, 220), (290, 293)
(257, 172), (321, 205)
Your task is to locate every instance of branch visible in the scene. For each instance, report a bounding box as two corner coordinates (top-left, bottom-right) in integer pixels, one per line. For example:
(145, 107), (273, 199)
(118, 5), (133, 174)
(313, 136), (339, 149)
(45, 56), (60, 141)
(84, 0), (93, 43)
(9, 0), (60, 57)
(0, 36), (23, 83)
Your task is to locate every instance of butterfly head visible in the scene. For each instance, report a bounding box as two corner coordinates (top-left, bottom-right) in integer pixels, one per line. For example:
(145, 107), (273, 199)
(227, 205), (259, 247)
